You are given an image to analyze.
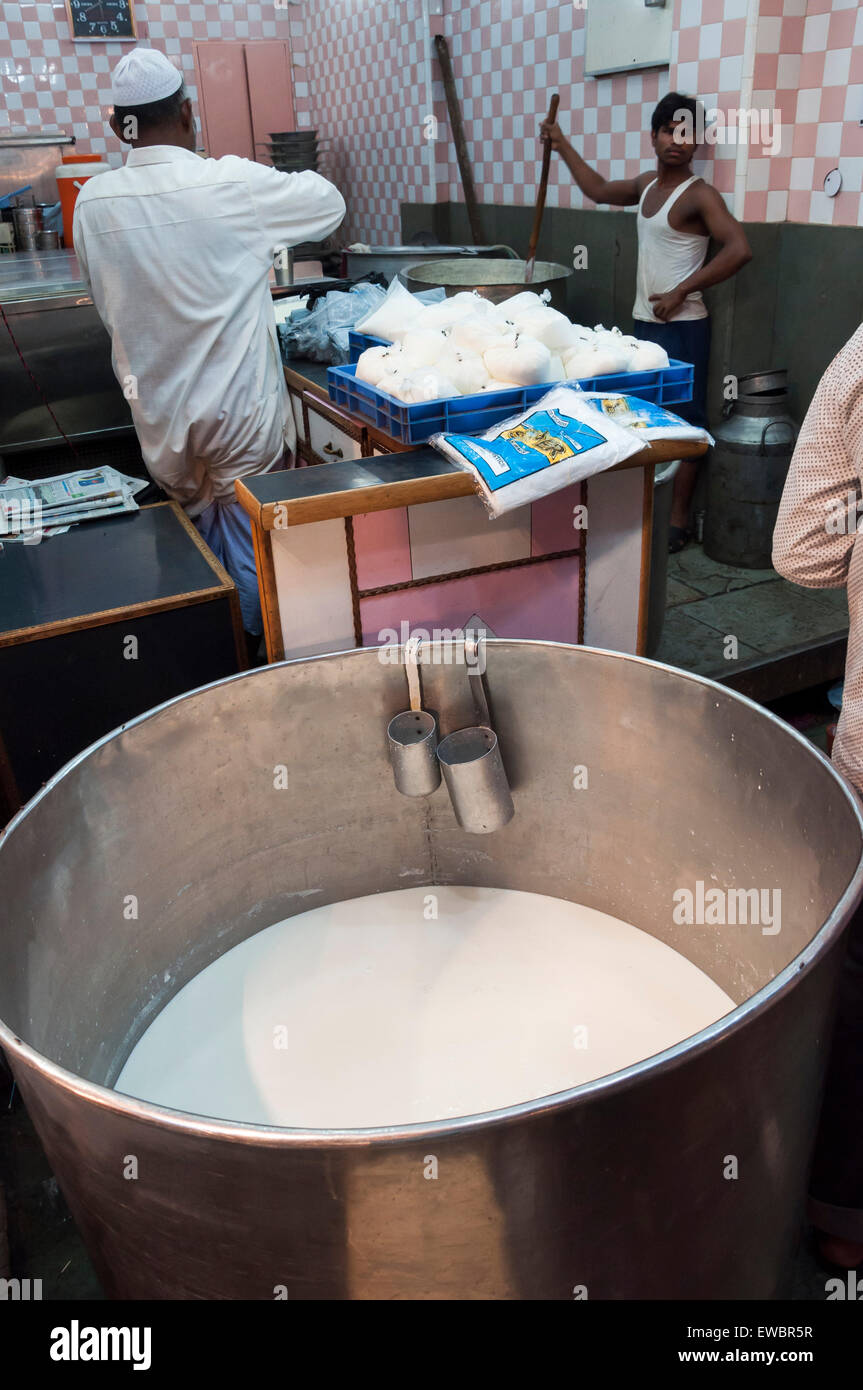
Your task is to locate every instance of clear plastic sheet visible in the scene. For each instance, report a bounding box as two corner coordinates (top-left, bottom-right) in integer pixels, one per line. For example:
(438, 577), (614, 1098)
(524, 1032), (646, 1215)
(278, 280), (448, 365)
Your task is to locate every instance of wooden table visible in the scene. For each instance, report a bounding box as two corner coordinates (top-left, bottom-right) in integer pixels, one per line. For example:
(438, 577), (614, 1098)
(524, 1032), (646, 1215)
(239, 375), (707, 664)
(0, 501), (246, 819)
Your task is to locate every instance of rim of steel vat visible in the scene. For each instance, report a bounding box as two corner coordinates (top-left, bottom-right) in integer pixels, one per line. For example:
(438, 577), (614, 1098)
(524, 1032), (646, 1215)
(1, 639), (862, 1149)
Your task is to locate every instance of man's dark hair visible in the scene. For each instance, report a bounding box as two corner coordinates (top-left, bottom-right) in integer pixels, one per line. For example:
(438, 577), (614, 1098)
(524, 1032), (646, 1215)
(113, 82), (187, 135)
(651, 92), (700, 135)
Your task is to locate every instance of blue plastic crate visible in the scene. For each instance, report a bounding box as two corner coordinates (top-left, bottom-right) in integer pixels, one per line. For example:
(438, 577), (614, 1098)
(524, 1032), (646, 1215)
(328, 356), (695, 447)
(348, 329), (390, 361)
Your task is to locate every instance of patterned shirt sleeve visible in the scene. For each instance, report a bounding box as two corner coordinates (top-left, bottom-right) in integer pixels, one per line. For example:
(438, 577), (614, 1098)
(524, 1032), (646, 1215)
(772, 324), (863, 589)
(772, 325), (863, 797)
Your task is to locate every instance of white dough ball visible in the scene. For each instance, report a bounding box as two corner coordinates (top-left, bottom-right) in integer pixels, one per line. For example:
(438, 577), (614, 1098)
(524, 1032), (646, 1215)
(436, 349), (489, 395)
(586, 325), (631, 372)
(355, 345), (404, 386)
(415, 297), (477, 332)
(500, 290), (551, 321)
(626, 338), (671, 371)
(398, 370), (461, 402)
(562, 344), (597, 379)
(563, 343), (625, 379)
(449, 315), (511, 356)
(516, 307), (579, 353)
(400, 328), (449, 370)
(483, 334), (552, 386)
(450, 290), (499, 317)
(376, 369), (413, 400)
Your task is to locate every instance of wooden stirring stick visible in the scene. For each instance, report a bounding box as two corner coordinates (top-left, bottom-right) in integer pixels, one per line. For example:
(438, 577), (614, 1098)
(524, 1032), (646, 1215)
(524, 93), (560, 285)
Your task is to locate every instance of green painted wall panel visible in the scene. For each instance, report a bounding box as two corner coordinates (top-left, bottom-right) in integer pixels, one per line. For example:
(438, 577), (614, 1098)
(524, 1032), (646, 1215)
(773, 225), (863, 421)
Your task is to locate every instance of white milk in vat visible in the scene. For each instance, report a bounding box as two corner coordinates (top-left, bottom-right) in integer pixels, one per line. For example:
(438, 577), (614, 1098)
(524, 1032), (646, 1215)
(117, 886), (735, 1127)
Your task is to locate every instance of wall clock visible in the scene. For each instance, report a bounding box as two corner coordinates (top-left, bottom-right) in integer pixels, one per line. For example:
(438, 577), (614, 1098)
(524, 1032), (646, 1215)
(65, 0), (137, 42)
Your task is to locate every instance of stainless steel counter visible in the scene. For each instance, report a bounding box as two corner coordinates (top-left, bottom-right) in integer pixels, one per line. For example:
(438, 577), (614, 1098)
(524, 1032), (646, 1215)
(0, 253), (367, 458)
(0, 249), (133, 455)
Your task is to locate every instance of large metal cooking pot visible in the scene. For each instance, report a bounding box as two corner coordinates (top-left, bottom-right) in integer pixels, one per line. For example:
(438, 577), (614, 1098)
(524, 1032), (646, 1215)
(343, 244), (517, 285)
(1, 641), (861, 1300)
(405, 257), (573, 311)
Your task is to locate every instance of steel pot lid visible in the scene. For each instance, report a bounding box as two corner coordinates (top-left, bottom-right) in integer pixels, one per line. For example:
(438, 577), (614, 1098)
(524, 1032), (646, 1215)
(407, 257), (571, 286)
(738, 368), (788, 397)
(405, 258), (573, 304)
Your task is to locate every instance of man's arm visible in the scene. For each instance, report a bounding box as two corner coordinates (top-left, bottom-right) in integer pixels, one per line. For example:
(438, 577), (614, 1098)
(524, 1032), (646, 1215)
(772, 331), (863, 589)
(539, 119), (648, 206)
(243, 163), (346, 253)
(650, 184), (752, 320)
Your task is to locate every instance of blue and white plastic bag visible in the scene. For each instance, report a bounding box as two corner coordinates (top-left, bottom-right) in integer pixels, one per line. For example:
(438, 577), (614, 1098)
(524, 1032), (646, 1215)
(580, 392), (714, 445)
(430, 386), (644, 518)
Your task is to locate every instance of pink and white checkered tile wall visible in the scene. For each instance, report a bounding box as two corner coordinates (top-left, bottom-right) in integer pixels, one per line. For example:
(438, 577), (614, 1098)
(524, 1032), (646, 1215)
(768, 0), (863, 228)
(1, 1), (861, 238)
(433, 0), (861, 229)
(433, 1), (667, 216)
(673, 0), (863, 227)
(293, 0), (433, 244)
(0, 3), (293, 160)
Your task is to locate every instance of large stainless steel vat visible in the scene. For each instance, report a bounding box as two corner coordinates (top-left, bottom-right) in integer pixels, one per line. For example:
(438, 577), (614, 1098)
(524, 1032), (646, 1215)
(405, 257), (573, 311)
(1, 641), (862, 1300)
(342, 244), (518, 285)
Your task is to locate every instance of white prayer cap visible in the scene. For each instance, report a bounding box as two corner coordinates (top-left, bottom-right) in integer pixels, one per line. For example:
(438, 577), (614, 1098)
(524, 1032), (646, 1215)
(110, 48), (183, 107)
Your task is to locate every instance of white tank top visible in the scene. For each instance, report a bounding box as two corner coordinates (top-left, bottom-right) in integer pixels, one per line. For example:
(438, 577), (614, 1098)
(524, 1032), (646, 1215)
(633, 175), (709, 323)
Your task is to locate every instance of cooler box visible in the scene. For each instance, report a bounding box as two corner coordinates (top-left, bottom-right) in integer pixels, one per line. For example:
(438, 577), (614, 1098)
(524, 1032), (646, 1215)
(55, 154), (110, 249)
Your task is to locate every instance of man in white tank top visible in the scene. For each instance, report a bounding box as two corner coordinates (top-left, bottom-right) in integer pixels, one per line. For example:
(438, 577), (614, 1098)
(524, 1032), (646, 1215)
(541, 93), (751, 551)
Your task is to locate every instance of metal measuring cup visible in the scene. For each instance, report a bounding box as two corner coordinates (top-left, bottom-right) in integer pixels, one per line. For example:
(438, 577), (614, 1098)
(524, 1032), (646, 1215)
(386, 636), (441, 798)
(437, 637), (515, 833)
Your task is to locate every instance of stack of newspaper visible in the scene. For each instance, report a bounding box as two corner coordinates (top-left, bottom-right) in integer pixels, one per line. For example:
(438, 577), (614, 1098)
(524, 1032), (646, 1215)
(0, 467), (147, 543)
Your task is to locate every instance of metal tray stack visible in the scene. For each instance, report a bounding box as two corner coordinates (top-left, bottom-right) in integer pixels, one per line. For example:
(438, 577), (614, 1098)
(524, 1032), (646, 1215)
(260, 129), (319, 173)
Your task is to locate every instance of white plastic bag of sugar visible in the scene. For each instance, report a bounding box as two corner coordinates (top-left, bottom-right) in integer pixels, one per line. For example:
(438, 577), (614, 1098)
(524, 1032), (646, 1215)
(430, 385), (644, 518)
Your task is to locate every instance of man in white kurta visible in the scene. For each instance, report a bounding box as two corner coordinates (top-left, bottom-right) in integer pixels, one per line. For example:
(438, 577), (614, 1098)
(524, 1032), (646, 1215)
(74, 48), (345, 641)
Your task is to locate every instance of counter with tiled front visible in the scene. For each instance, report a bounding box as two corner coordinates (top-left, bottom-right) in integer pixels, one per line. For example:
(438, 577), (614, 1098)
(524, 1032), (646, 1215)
(236, 403), (707, 663)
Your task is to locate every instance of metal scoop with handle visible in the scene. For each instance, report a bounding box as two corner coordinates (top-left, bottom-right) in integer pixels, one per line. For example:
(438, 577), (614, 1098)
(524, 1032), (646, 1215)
(437, 637), (515, 834)
(386, 636), (441, 798)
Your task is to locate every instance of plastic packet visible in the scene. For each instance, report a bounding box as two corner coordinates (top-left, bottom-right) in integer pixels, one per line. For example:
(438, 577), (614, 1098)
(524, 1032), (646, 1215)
(580, 392), (713, 446)
(430, 386), (644, 518)
(355, 276), (423, 341)
(280, 282), (387, 363)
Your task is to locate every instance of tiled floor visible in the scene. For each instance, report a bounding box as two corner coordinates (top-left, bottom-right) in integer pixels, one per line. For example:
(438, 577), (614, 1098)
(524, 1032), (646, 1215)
(654, 543), (849, 678)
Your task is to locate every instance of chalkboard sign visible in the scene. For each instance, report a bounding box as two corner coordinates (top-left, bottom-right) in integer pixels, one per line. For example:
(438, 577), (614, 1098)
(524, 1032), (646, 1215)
(65, 0), (137, 42)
